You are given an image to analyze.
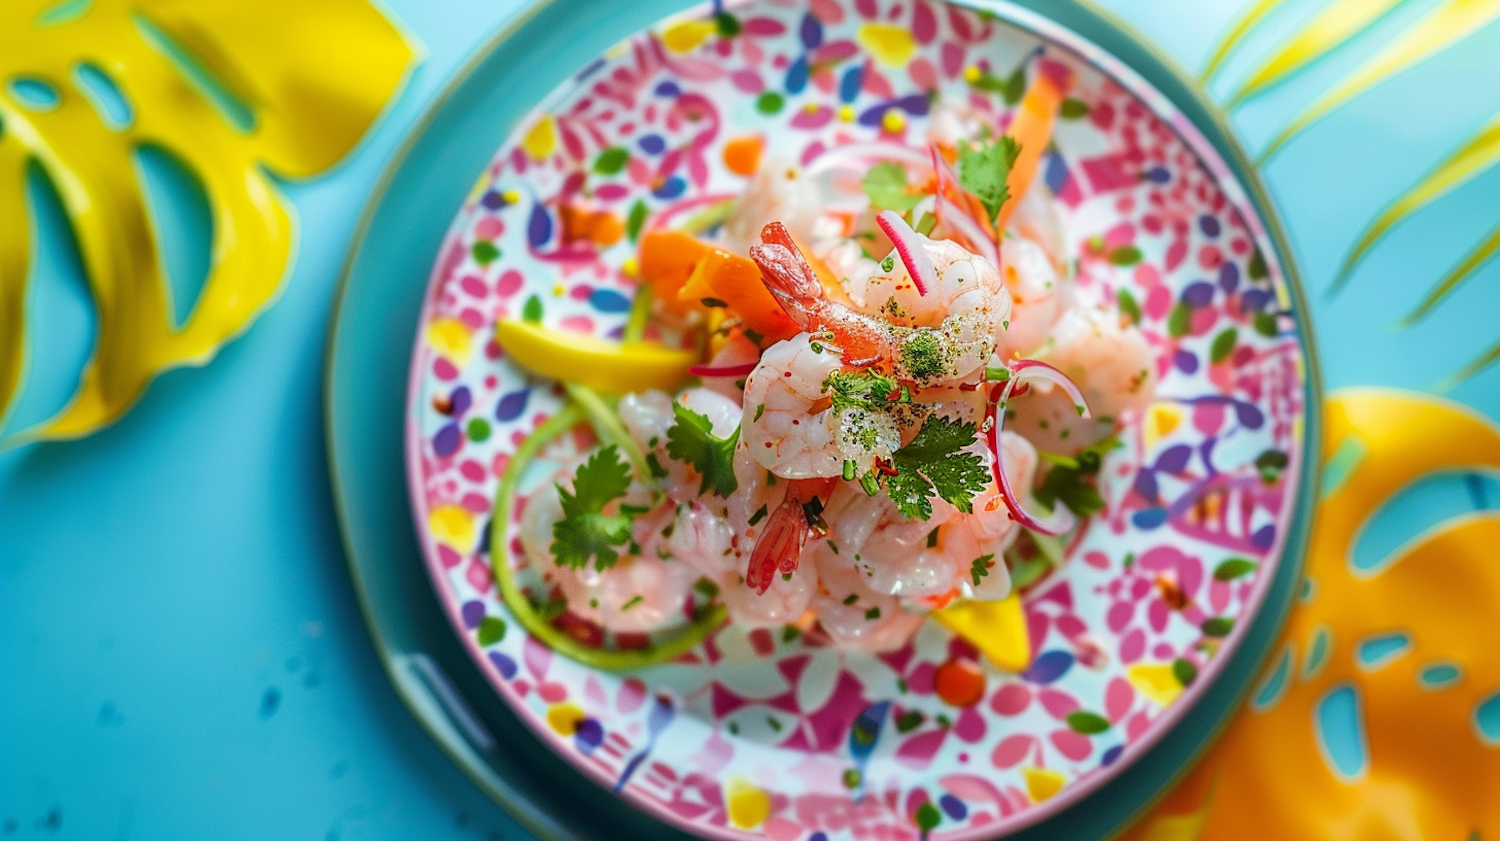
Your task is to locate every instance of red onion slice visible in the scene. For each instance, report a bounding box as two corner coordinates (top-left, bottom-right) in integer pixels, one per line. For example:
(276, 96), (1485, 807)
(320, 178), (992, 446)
(935, 195), (1000, 267)
(875, 210), (936, 297)
(689, 361), (758, 378)
(986, 360), (1092, 536)
(804, 141), (933, 177)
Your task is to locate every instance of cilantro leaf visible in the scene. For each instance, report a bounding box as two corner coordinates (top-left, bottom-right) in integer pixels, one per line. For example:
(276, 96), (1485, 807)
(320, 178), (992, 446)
(665, 402), (740, 497)
(1034, 434), (1123, 518)
(957, 135), (1021, 225)
(826, 369), (908, 414)
(862, 161), (922, 214)
(551, 445), (635, 571)
(970, 554), (995, 587)
(887, 414), (989, 520)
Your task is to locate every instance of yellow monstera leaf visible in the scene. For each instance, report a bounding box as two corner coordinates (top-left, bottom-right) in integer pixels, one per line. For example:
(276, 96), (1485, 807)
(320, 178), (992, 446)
(1122, 388), (1500, 840)
(0, 0), (421, 443)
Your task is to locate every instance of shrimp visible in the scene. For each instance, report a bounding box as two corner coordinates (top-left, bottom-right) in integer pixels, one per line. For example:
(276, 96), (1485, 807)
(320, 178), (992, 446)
(722, 157), (821, 255)
(1039, 301), (1157, 425)
(814, 400), (1036, 607)
(721, 446), (826, 619)
(753, 222), (1012, 385)
(806, 536), (926, 651)
(741, 331), (904, 483)
(519, 461), (698, 634)
(740, 333), (850, 479)
(996, 235), (1070, 359)
(620, 386), (742, 504)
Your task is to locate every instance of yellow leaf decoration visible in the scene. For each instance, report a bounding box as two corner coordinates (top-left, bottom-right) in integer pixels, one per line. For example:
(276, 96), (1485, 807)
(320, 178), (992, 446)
(1331, 111), (1500, 299)
(1223, 0), (1405, 107)
(0, 1), (422, 444)
(1200, 0), (1288, 83)
(1259, 0), (1500, 161)
(1121, 389), (1500, 841)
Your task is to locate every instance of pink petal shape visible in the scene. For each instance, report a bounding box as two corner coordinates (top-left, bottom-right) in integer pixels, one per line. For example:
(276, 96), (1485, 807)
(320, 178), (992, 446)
(991, 734), (1035, 769)
(895, 728), (949, 770)
(1105, 677), (1135, 722)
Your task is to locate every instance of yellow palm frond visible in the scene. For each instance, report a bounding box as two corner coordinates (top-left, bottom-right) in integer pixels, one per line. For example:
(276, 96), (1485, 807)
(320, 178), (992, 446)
(1224, 0), (1406, 107)
(1201, 0), (1288, 82)
(1259, 0), (1500, 162)
(1439, 337), (1500, 391)
(1406, 221), (1500, 325)
(1331, 111), (1500, 298)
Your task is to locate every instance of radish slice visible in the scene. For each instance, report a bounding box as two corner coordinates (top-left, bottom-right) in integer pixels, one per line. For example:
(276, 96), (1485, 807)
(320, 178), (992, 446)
(875, 210), (936, 297)
(689, 361), (758, 377)
(805, 141), (933, 177)
(986, 359), (1091, 536)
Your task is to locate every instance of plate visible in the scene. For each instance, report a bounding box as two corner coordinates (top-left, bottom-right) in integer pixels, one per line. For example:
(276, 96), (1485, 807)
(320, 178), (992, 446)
(326, 1), (1320, 840)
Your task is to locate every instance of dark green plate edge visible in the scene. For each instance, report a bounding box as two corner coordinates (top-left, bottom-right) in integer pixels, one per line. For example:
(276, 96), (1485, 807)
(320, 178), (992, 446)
(322, 2), (1323, 840)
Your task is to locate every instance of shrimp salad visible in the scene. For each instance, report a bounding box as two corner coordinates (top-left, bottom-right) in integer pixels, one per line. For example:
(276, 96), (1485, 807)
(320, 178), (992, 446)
(505, 66), (1156, 663)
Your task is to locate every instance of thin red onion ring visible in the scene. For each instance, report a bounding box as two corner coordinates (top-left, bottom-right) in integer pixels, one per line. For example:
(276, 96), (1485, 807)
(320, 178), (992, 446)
(935, 195), (999, 266)
(689, 361), (758, 377)
(986, 359), (1091, 536)
(804, 141), (933, 177)
(875, 210), (935, 297)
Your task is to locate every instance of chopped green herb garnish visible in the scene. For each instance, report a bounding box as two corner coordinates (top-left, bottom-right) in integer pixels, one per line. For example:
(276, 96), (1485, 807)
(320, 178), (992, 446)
(1034, 434), (1123, 519)
(970, 554), (995, 587)
(826, 369), (908, 413)
(551, 445), (636, 572)
(881, 255), (896, 272)
(748, 504), (769, 527)
(621, 595), (643, 611)
(864, 607), (882, 620)
(665, 402), (740, 497)
(899, 331), (946, 380)
(843, 593), (859, 606)
(645, 452), (669, 479)
(957, 134), (1020, 225)
(885, 414), (990, 521)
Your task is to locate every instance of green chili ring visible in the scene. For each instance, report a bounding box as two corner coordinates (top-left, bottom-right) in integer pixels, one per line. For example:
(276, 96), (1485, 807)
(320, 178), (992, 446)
(489, 401), (728, 670)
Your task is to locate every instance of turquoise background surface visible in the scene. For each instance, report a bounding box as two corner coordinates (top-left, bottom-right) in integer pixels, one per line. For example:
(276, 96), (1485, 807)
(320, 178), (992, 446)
(4, 1), (1499, 839)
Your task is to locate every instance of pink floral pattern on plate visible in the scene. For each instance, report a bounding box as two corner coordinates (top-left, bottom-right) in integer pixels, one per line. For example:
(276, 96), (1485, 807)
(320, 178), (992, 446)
(404, 1), (1307, 838)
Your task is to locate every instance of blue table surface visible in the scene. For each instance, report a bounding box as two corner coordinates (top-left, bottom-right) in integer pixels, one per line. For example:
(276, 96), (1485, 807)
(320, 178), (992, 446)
(6, 1), (1500, 838)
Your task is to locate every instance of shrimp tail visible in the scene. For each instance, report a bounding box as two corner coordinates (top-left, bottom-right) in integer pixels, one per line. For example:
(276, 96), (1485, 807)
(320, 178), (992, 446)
(750, 226), (822, 331)
(746, 496), (808, 594)
(745, 477), (837, 595)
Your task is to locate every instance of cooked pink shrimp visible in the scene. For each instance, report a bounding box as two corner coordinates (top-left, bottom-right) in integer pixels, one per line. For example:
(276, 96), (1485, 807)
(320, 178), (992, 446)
(722, 157), (821, 255)
(1044, 302), (1157, 418)
(741, 333), (848, 479)
(518, 466), (697, 634)
(806, 536), (926, 651)
(723, 446), (827, 616)
(620, 386), (741, 504)
(996, 235), (1069, 359)
(753, 221), (1012, 385)
(812, 400), (1036, 607)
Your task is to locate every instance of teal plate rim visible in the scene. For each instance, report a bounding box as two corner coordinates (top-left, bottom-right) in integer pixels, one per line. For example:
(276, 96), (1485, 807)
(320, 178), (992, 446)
(323, 1), (1323, 839)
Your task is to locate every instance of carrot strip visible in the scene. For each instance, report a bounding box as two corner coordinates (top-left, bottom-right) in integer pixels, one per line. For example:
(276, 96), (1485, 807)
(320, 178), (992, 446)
(680, 248), (800, 344)
(639, 230), (712, 315)
(998, 60), (1071, 231)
